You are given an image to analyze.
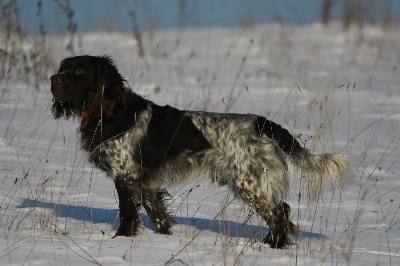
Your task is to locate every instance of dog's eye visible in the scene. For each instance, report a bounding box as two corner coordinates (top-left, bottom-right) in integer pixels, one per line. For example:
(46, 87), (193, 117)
(75, 68), (85, 75)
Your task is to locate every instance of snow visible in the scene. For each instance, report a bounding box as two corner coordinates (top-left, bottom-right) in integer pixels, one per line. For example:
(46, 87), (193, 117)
(1, 22), (399, 265)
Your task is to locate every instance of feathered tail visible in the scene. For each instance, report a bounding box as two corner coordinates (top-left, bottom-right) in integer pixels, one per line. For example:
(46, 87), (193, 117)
(261, 118), (349, 198)
(288, 148), (349, 197)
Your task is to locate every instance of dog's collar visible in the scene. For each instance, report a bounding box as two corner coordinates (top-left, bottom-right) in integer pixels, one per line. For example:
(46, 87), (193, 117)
(81, 111), (93, 119)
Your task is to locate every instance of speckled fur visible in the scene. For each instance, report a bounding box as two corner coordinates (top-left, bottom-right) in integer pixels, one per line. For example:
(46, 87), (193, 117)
(51, 55), (349, 249)
(91, 109), (151, 178)
(89, 106), (347, 247)
(95, 110), (289, 204)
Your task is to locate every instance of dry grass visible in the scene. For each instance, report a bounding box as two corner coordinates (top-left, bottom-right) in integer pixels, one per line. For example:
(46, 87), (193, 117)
(1, 1), (399, 265)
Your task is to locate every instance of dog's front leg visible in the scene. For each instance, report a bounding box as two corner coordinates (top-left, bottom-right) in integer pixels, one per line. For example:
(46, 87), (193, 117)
(113, 176), (141, 237)
(113, 174), (174, 236)
(142, 188), (175, 235)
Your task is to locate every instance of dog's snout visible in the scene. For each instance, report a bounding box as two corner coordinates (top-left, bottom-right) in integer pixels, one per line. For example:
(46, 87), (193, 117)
(50, 74), (61, 84)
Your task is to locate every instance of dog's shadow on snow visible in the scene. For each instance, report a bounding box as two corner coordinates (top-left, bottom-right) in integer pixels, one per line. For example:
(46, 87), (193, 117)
(19, 198), (324, 241)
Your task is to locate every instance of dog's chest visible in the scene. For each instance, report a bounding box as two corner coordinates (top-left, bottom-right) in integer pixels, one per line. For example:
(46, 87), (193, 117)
(96, 133), (138, 177)
(89, 108), (152, 179)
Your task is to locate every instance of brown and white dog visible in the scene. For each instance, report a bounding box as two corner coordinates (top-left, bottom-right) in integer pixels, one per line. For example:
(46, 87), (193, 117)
(50, 55), (348, 248)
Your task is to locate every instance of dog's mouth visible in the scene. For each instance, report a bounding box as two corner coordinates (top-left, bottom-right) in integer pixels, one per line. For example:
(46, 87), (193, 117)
(51, 87), (81, 105)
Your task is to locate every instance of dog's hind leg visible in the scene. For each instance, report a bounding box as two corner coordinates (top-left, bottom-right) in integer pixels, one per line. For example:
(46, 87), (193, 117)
(260, 202), (298, 248)
(233, 182), (297, 248)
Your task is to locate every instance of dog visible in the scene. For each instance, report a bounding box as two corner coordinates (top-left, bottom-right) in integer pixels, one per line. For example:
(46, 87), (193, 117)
(50, 55), (348, 248)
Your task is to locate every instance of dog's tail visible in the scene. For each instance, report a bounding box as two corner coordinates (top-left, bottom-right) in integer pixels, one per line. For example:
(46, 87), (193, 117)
(259, 118), (349, 197)
(288, 147), (349, 196)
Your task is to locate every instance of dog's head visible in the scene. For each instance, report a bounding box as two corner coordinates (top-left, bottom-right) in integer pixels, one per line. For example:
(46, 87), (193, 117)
(50, 55), (128, 119)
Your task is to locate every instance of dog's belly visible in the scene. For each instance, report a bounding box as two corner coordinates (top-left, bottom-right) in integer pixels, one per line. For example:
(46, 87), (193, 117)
(93, 110), (290, 203)
(149, 141), (289, 203)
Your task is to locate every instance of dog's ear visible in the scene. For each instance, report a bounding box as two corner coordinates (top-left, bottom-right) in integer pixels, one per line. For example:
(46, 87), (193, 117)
(84, 56), (128, 118)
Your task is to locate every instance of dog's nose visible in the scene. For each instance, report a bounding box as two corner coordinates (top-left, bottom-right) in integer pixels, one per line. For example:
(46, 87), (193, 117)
(50, 75), (61, 84)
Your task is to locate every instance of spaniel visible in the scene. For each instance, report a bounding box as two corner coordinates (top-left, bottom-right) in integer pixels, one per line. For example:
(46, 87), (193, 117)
(50, 55), (348, 248)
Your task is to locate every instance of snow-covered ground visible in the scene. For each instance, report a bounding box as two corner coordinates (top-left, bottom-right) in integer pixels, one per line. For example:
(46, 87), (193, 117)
(1, 23), (399, 265)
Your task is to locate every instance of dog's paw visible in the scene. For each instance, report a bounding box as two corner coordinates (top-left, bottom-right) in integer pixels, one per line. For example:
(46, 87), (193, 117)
(113, 226), (138, 238)
(261, 231), (288, 249)
(154, 225), (173, 235)
(261, 231), (272, 245)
